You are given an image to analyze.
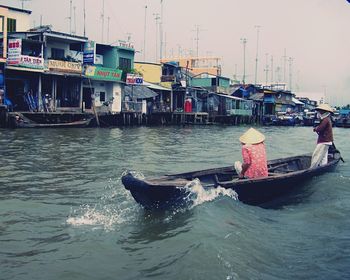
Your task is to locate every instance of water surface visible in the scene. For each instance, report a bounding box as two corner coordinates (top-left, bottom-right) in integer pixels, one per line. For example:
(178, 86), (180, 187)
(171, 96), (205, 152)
(1, 126), (349, 279)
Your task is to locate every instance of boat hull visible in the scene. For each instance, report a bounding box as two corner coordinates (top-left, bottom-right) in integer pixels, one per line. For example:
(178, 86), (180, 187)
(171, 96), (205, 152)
(122, 153), (341, 210)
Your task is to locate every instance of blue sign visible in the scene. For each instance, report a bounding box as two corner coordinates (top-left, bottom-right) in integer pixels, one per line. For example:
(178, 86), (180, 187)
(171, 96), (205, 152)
(83, 41), (95, 64)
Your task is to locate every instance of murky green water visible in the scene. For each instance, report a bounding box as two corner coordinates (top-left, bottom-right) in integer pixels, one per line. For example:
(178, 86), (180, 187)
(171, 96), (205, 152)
(1, 126), (349, 279)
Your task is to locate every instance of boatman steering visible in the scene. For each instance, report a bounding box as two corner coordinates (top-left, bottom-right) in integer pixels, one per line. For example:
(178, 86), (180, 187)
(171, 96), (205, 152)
(310, 103), (334, 168)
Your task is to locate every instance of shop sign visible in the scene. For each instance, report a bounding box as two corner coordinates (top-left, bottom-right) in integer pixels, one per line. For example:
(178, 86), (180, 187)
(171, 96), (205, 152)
(83, 41), (96, 64)
(85, 65), (122, 81)
(19, 55), (44, 69)
(126, 73), (143, 85)
(7, 38), (22, 65)
(118, 40), (134, 50)
(48, 59), (82, 73)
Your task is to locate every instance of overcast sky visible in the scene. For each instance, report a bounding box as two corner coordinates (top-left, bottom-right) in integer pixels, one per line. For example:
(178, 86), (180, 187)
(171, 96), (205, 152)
(2, 0), (350, 105)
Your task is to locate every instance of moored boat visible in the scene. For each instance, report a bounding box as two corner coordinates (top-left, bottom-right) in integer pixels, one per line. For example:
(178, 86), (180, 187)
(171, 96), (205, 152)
(122, 148), (343, 210)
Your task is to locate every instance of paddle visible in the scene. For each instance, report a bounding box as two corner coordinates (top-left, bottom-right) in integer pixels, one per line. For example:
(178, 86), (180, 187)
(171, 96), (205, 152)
(331, 142), (345, 162)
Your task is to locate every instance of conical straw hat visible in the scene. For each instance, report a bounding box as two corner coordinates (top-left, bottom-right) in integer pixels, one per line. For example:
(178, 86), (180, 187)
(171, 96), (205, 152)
(239, 128), (265, 144)
(315, 103), (333, 113)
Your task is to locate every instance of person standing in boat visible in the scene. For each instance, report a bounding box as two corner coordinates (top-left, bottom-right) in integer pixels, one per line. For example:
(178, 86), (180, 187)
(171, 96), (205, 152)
(234, 128), (268, 179)
(310, 103), (334, 168)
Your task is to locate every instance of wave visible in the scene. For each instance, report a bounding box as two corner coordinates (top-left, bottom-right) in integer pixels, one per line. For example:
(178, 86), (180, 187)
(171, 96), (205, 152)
(184, 178), (238, 208)
(66, 177), (139, 231)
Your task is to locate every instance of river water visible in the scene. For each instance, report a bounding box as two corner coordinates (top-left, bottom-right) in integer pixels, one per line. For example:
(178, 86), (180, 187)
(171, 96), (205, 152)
(0, 126), (349, 280)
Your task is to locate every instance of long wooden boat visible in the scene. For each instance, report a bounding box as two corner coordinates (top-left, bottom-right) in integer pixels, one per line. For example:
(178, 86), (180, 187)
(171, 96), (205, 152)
(9, 112), (93, 128)
(122, 149), (343, 210)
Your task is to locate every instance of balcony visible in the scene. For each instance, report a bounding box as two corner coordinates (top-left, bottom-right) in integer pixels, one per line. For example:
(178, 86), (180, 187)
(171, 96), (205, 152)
(161, 75), (176, 83)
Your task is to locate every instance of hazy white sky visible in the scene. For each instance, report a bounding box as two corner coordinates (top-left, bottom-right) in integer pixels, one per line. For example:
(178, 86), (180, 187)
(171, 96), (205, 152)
(2, 0), (350, 105)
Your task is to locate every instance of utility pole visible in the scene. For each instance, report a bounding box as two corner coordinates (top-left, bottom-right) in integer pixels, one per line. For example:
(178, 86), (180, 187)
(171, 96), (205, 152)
(153, 13), (160, 62)
(270, 55), (274, 83)
(240, 38), (247, 85)
(143, 5), (147, 61)
(283, 48), (287, 83)
(264, 53), (269, 86)
(107, 16), (110, 43)
(101, 0), (105, 43)
(254, 25), (261, 85)
(288, 57), (293, 91)
(160, 0), (164, 60)
(164, 32), (167, 58)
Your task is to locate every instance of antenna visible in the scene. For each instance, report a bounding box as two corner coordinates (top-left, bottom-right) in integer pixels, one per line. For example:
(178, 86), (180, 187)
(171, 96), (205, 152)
(19, 0), (31, 10)
(83, 0), (86, 37)
(192, 25), (206, 57)
(240, 38), (247, 85)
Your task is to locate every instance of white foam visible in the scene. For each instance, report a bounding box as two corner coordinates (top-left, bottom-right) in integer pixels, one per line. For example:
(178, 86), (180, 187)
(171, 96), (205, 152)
(185, 178), (238, 207)
(66, 204), (129, 231)
(66, 177), (139, 231)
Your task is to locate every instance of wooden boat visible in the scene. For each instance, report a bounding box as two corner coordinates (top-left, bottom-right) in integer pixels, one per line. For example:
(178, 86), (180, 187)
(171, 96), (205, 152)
(9, 112), (93, 128)
(122, 148), (343, 210)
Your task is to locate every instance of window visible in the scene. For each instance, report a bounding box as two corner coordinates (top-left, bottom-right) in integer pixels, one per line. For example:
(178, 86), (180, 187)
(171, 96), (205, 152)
(51, 48), (65, 60)
(119, 57), (131, 70)
(7, 18), (16, 32)
(100, 92), (106, 102)
(0, 16), (4, 32)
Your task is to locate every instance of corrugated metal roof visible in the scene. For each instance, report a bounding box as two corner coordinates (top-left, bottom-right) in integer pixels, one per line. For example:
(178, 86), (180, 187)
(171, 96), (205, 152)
(292, 97), (304, 105)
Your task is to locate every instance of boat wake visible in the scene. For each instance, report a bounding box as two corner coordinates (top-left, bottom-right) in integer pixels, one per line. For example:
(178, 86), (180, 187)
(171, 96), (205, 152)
(184, 179), (238, 208)
(66, 177), (139, 231)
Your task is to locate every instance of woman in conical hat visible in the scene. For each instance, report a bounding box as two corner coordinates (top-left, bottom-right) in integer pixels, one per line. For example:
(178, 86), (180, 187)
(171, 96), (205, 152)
(234, 128), (268, 179)
(310, 103), (334, 168)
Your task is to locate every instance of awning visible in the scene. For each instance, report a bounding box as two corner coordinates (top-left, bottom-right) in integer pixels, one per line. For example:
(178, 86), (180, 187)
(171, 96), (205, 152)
(216, 93), (245, 100)
(143, 81), (171, 91)
(6, 65), (45, 73)
(292, 97), (304, 105)
(43, 71), (82, 77)
(124, 85), (158, 99)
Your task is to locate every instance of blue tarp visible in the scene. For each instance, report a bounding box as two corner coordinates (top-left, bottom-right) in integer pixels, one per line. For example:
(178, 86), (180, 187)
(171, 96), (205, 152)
(264, 96), (275, 103)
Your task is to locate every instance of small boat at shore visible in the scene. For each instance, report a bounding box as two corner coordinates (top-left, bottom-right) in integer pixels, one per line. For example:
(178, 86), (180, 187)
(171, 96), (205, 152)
(122, 148), (343, 210)
(9, 112), (93, 128)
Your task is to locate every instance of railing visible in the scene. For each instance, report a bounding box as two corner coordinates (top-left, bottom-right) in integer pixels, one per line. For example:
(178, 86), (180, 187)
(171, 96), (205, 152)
(151, 102), (171, 113)
(161, 75), (176, 82)
(122, 101), (143, 113)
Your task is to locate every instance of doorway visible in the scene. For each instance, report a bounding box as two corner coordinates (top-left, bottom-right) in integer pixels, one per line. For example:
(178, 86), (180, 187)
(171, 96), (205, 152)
(83, 87), (93, 109)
